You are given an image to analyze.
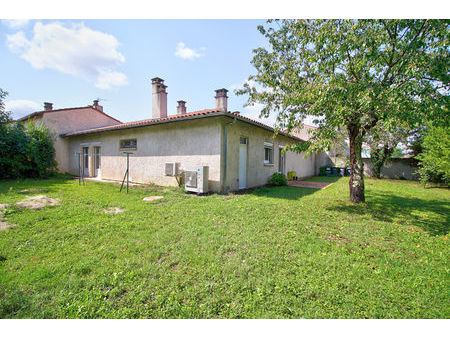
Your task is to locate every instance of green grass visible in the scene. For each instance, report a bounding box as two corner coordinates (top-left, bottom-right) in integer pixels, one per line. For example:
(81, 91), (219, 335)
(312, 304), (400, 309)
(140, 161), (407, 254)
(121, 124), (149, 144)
(0, 176), (448, 318)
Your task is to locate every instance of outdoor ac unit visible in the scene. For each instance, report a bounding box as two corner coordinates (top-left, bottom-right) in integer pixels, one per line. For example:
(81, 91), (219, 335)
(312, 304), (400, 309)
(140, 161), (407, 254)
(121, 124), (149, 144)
(165, 162), (180, 176)
(185, 166), (209, 194)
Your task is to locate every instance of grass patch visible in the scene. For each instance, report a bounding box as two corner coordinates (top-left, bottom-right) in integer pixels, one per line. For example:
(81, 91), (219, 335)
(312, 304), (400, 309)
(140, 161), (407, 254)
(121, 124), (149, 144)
(0, 176), (448, 318)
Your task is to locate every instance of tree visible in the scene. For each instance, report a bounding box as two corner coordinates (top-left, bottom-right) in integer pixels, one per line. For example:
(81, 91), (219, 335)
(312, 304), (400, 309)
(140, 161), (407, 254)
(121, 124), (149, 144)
(365, 120), (411, 178)
(238, 20), (449, 203)
(416, 124), (450, 186)
(0, 88), (56, 178)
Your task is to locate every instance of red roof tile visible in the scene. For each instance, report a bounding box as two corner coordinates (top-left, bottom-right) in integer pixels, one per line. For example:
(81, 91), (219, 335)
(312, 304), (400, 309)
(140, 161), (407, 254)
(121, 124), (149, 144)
(61, 108), (302, 142)
(17, 106), (122, 124)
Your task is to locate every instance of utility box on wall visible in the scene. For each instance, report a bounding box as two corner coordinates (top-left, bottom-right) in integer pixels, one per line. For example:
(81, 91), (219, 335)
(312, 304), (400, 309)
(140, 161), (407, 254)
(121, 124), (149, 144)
(185, 166), (209, 194)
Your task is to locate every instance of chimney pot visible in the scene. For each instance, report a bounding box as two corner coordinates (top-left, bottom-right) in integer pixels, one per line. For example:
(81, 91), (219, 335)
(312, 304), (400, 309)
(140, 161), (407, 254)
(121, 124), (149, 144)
(152, 77), (168, 119)
(215, 88), (228, 112)
(177, 100), (187, 115)
(93, 99), (103, 112)
(44, 102), (53, 111)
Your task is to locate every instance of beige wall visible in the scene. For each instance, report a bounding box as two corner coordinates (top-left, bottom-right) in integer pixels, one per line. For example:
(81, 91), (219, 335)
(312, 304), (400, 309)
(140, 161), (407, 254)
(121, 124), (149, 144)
(223, 119), (318, 191)
(363, 158), (419, 180)
(40, 108), (121, 173)
(66, 117), (223, 191)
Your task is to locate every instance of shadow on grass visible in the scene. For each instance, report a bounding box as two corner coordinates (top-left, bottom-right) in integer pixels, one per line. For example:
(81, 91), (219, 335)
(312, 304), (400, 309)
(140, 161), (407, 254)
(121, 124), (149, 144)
(248, 185), (318, 201)
(0, 175), (75, 196)
(327, 191), (450, 236)
(304, 176), (341, 183)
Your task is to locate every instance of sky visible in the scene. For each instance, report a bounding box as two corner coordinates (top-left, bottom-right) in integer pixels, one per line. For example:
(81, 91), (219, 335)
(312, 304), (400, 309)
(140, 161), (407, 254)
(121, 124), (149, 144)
(0, 19), (291, 126)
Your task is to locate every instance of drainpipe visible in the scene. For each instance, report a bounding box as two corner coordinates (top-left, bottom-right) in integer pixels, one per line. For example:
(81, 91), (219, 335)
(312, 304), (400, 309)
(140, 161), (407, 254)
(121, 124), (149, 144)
(222, 115), (237, 193)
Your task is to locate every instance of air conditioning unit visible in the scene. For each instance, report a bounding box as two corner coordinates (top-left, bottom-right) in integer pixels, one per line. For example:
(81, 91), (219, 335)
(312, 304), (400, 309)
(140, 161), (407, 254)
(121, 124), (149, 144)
(165, 162), (180, 176)
(185, 166), (209, 194)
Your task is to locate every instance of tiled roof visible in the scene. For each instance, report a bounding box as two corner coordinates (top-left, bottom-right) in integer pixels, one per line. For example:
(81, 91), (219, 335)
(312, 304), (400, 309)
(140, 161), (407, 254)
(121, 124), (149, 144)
(17, 106), (122, 124)
(61, 108), (302, 141)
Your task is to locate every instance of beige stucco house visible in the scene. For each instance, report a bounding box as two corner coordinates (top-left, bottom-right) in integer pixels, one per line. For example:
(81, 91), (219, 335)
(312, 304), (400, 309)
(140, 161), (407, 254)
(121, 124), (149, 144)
(19, 77), (329, 192)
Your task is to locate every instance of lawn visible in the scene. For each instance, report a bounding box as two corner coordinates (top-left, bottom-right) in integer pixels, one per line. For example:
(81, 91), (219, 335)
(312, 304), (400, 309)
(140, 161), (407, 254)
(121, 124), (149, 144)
(0, 176), (448, 318)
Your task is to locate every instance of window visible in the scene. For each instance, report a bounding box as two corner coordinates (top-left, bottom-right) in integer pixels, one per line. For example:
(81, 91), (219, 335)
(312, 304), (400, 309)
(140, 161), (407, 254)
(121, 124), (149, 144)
(264, 142), (273, 164)
(120, 139), (137, 150)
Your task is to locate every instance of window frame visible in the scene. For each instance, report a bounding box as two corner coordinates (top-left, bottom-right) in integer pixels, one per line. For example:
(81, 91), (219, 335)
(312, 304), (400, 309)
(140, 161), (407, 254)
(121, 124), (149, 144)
(264, 142), (274, 165)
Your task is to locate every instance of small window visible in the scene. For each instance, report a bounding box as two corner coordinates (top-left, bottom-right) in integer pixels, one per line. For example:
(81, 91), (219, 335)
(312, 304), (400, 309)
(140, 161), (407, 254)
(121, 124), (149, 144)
(264, 142), (273, 164)
(240, 137), (248, 145)
(120, 139), (137, 150)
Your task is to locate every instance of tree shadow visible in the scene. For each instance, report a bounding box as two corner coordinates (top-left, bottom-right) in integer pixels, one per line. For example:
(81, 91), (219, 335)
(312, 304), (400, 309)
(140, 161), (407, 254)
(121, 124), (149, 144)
(248, 185), (318, 201)
(327, 191), (449, 236)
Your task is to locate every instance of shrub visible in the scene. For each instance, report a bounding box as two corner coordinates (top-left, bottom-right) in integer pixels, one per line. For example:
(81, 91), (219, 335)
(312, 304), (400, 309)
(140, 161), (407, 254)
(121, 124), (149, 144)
(0, 119), (56, 179)
(416, 125), (449, 186)
(269, 172), (287, 186)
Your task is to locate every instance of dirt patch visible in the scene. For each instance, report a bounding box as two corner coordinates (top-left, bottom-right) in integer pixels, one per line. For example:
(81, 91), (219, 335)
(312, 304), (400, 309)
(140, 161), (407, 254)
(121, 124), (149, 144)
(143, 196), (164, 202)
(103, 207), (125, 214)
(15, 195), (60, 210)
(0, 221), (15, 231)
(18, 188), (48, 194)
(0, 204), (9, 211)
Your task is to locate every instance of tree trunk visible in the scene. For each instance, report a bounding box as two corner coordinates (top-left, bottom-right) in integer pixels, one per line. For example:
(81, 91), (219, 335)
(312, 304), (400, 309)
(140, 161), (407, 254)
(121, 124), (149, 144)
(348, 125), (365, 203)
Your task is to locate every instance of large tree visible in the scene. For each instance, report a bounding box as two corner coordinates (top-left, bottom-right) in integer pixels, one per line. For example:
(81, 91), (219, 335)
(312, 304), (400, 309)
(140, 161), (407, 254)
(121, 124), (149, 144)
(238, 20), (449, 203)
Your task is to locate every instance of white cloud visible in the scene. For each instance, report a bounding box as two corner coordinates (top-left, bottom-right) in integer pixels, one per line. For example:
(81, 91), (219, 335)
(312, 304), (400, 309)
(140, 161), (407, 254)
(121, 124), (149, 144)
(5, 99), (41, 119)
(174, 42), (203, 60)
(6, 21), (128, 90)
(2, 20), (30, 29)
(95, 70), (128, 90)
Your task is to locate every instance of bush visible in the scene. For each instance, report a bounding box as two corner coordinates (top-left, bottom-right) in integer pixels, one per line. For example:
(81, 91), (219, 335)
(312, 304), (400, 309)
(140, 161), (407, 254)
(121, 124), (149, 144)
(0, 119), (56, 179)
(269, 172), (287, 186)
(416, 125), (449, 186)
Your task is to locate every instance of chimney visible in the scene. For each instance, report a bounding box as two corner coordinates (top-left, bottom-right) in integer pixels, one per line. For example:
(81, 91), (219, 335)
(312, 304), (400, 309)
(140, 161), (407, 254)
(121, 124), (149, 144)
(44, 102), (53, 111)
(177, 100), (186, 115)
(93, 99), (103, 112)
(152, 77), (168, 119)
(215, 89), (228, 112)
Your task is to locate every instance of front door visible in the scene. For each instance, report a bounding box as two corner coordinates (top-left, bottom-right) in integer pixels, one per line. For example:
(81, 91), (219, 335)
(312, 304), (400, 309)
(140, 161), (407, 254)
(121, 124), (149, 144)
(94, 146), (101, 177)
(82, 147), (89, 177)
(239, 137), (247, 189)
(279, 147), (286, 174)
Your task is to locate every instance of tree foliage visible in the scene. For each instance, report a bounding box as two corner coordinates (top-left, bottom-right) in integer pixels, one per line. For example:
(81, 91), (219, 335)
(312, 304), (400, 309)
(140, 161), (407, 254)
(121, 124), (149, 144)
(416, 125), (450, 186)
(0, 89), (56, 179)
(366, 120), (411, 178)
(238, 19), (449, 202)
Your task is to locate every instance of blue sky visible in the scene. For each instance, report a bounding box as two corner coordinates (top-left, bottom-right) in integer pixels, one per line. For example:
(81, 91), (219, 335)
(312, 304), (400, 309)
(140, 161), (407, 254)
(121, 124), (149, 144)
(0, 19), (284, 125)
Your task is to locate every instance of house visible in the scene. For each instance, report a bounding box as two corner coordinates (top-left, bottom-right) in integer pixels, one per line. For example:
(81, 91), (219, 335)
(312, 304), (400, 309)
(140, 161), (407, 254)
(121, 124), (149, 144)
(19, 77), (329, 192)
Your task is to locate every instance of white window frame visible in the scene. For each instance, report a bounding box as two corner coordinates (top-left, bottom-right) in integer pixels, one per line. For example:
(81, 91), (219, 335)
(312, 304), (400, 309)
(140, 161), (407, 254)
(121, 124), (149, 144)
(264, 142), (274, 165)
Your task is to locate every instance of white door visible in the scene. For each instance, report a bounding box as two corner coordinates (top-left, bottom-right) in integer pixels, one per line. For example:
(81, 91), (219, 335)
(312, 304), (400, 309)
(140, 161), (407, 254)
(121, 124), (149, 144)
(239, 137), (247, 189)
(82, 147), (89, 177)
(94, 146), (101, 177)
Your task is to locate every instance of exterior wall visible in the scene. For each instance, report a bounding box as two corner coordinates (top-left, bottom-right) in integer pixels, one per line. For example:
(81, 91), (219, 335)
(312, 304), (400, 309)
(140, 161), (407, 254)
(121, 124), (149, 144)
(363, 158), (419, 180)
(285, 151), (316, 178)
(224, 119), (319, 191)
(66, 117), (223, 191)
(39, 108), (121, 173)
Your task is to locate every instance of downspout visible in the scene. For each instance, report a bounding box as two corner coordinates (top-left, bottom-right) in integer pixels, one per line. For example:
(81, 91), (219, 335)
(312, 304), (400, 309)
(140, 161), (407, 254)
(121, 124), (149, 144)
(222, 115), (237, 193)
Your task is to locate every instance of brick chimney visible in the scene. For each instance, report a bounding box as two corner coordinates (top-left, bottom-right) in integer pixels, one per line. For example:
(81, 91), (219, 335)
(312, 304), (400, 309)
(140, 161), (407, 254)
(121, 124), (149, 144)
(177, 100), (186, 115)
(93, 99), (103, 112)
(152, 77), (168, 119)
(44, 102), (53, 111)
(215, 89), (228, 112)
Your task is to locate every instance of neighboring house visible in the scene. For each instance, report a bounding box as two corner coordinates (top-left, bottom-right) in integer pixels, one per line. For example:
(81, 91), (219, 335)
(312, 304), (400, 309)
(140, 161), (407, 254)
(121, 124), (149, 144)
(19, 77), (328, 192)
